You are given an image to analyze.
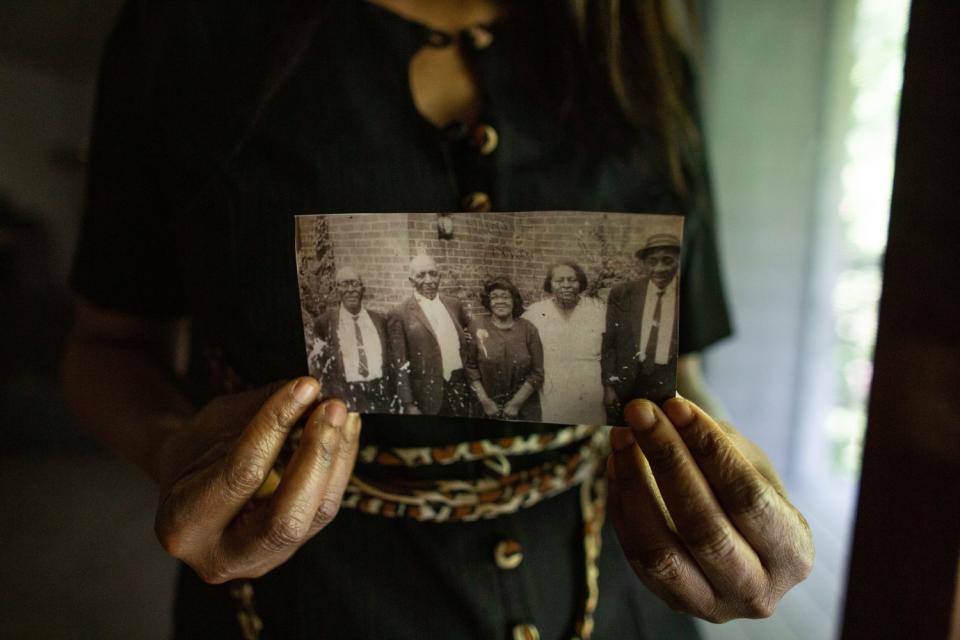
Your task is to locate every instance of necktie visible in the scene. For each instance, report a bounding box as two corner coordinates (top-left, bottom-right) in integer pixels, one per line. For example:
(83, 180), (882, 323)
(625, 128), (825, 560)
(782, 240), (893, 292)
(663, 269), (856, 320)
(352, 314), (369, 378)
(643, 290), (665, 373)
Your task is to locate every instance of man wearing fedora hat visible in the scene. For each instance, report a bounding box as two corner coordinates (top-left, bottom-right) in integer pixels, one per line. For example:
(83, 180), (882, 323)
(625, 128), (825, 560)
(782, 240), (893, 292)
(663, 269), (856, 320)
(602, 233), (682, 423)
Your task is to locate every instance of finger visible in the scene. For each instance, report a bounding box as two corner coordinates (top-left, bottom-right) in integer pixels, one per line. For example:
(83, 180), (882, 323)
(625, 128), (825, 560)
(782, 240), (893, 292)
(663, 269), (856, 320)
(607, 427), (718, 618)
(625, 400), (768, 600)
(212, 378), (320, 519)
(661, 398), (813, 577)
(156, 379), (319, 550)
(237, 400), (348, 558)
(307, 411), (361, 535)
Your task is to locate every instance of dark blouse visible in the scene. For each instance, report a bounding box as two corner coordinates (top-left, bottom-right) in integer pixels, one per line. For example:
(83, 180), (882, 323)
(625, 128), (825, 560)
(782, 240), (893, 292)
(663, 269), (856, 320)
(466, 316), (544, 421)
(73, 1), (731, 638)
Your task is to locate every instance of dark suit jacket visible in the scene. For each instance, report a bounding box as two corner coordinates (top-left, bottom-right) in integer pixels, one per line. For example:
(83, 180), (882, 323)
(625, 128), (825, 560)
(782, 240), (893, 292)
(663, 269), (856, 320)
(601, 278), (680, 401)
(314, 306), (390, 400)
(387, 295), (470, 414)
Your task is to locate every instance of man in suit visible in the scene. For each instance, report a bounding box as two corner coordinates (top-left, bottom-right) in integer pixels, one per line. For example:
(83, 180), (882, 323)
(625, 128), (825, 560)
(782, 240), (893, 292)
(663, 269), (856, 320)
(313, 266), (393, 413)
(602, 234), (682, 422)
(388, 255), (470, 416)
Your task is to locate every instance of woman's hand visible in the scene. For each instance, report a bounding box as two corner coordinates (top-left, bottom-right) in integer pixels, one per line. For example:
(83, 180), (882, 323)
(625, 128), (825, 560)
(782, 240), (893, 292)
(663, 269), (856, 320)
(153, 377), (361, 584)
(502, 400), (520, 419)
(607, 397), (813, 622)
(480, 399), (501, 417)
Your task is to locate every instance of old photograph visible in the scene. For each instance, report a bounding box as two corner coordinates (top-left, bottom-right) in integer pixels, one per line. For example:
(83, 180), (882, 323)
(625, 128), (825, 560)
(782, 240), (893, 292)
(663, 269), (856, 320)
(294, 211), (684, 426)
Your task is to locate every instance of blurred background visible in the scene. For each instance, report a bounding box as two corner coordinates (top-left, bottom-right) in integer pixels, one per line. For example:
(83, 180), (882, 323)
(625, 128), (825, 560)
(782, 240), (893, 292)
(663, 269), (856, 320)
(0, 1), (910, 638)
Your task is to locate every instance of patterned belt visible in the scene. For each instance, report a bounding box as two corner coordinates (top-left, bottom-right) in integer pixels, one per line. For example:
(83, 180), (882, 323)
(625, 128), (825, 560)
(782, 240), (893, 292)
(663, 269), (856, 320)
(345, 423), (603, 522)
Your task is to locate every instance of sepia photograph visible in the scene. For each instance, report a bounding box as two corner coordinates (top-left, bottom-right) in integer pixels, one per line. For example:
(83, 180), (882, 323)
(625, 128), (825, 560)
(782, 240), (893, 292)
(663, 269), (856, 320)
(295, 211), (684, 426)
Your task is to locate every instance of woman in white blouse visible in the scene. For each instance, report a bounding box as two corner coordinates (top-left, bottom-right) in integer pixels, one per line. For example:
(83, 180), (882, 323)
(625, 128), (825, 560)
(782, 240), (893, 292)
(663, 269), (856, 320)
(522, 260), (607, 425)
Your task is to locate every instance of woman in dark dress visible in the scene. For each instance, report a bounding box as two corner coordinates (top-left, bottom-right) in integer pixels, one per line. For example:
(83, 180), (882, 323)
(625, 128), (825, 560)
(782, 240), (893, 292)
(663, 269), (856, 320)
(467, 278), (544, 421)
(63, 1), (814, 638)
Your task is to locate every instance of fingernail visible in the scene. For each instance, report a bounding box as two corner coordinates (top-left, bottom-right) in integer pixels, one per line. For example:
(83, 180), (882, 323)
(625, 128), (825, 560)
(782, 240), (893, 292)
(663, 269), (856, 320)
(665, 398), (696, 427)
(345, 412), (361, 439)
(610, 426), (635, 452)
(323, 400), (347, 428)
(293, 378), (318, 404)
(626, 400), (657, 431)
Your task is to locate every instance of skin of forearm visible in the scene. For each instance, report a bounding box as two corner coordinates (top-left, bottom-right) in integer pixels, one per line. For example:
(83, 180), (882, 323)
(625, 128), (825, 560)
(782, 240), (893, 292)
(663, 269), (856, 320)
(62, 337), (193, 484)
(508, 381), (535, 407)
(470, 380), (492, 404)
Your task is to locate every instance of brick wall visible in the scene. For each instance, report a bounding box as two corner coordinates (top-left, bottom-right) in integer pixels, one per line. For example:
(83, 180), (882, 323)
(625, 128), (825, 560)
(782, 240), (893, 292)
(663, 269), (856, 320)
(296, 211), (683, 321)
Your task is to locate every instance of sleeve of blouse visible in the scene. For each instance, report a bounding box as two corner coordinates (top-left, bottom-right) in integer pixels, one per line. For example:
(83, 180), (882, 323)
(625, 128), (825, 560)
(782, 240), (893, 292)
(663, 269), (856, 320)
(70, 1), (207, 318)
(678, 189), (733, 355)
(524, 320), (545, 389)
(677, 68), (735, 355)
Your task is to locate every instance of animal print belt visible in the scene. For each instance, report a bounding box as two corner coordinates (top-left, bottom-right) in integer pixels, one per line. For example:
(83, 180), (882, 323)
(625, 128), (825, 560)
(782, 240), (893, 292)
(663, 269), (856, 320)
(345, 423), (605, 522)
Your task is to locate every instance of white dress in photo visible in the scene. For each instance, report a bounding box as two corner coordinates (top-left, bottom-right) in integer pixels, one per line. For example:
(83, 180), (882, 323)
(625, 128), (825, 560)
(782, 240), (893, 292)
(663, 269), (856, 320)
(522, 296), (607, 425)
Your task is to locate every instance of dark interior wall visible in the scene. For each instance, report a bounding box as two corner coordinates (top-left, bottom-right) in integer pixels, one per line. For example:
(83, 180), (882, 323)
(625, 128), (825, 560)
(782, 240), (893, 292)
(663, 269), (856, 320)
(0, 2), (123, 450)
(0, 1), (123, 286)
(0, 62), (88, 286)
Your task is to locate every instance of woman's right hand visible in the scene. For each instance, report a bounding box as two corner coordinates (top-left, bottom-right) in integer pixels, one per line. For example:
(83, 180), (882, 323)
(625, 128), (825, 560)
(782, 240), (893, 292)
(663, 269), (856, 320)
(152, 377), (360, 584)
(480, 397), (501, 418)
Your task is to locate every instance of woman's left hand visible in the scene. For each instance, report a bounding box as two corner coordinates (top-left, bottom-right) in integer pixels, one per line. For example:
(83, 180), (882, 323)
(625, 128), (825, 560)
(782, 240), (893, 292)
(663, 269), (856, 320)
(607, 397), (814, 622)
(502, 401), (521, 419)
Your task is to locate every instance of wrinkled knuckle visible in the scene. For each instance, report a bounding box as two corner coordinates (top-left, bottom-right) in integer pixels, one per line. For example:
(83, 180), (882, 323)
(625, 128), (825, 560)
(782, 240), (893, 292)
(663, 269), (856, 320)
(790, 539), (815, 582)
(314, 436), (336, 468)
(701, 606), (732, 624)
(687, 520), (738, 563)
(730, 480), (778, 523)
(633, 547), (684, 583)
(255, 405), (293, 440)
(194, 551), (233, 585)
(197, 564), (232, 585)
(742, 592), (777, 619)
(261, 514), (306, 552)
(269, 396), (302, 428)
(154, 495), (191, 558)
(645, 441), (688, 475)
(685, 426), (724, 460)
(312, 499), (340, 529)
(223, 457), (264, 501)
(155, 520), (188, 560)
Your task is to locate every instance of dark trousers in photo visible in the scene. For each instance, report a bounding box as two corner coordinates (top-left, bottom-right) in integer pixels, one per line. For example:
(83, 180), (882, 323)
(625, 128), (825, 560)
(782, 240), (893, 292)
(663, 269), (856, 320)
(344, 377), (391, 414)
